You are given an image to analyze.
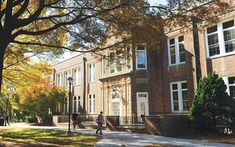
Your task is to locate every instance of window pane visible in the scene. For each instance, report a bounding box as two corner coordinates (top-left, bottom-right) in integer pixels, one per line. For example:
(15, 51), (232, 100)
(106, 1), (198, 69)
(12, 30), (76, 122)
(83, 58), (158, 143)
(208, 34), (218, 45)
(170, 38), (175, 45)
(223, 20), (234, 29)
(181, 83), (187, 89)
(223, 29), (235, 41)
(173, 91), (178, 101)
(178, 36), (184, 42)
(138, 93), (147, 98)
(228, 77), (235, 84)
(209, 44), (220, 56)
(112, 102), (120, 116)
(225, 40), (235, 53)
(207, 25), (217, 34)
(173, 101), (179, 111)
(183, 101), (189, 111)
(179, 43), (185, 62)
(73, 97), (77, 113)
(172, 84), (178, 90)
(170, 46), (176, 64)
(229, 86), (235, 98)
(182, 91), (188, 100)
(109, 53), (115, 73)
(137, 49), (147, 69)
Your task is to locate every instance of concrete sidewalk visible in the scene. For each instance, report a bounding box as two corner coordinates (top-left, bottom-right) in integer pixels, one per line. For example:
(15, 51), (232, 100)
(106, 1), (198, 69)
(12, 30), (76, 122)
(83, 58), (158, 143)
(11, 123), (235, 147)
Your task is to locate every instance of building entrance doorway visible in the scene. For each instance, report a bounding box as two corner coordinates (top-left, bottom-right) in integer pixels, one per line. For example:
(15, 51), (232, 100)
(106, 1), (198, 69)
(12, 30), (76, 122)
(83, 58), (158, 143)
(137, 92), (149, 123)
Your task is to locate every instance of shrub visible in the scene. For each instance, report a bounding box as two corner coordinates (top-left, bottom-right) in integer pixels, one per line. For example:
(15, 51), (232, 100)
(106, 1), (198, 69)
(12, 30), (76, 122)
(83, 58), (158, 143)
(189, 73), (235, 133)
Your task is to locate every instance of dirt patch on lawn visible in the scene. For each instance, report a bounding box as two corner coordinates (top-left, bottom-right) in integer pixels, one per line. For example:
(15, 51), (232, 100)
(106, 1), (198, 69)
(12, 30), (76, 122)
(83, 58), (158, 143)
(170, 133), (235, 144)
(0, 140), (61, 147)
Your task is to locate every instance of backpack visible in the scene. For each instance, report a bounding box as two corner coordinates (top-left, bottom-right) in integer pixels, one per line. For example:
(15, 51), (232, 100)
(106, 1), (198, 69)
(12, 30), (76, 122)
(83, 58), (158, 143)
(96, 115), (103, 124)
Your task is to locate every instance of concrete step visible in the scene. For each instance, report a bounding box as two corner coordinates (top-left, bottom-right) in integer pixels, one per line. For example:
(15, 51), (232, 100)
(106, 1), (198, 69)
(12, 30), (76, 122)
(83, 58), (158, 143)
(56, 121), (97, 129)
(116, 124), (147, 133)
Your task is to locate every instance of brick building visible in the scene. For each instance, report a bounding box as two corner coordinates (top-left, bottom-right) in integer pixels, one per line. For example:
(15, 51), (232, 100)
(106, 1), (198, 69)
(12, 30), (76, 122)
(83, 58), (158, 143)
(52, 2), (235, 134)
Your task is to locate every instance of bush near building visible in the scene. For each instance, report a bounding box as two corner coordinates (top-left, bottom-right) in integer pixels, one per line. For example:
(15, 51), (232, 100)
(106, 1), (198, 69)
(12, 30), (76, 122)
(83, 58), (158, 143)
(189, 73), (235, 133)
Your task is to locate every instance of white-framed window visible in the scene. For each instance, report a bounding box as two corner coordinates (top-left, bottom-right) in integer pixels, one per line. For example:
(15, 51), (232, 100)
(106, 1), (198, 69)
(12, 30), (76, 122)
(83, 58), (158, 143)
(109, 52), (115, 74)
(56, 73), (63, 86)
(73, 96), (77, 113)
(89, 94), (95, 113)
(168, 35), (185, 66)
(206, 19), (235, 58)
(56, 102), (62, 113)
(65, 70), (72, 86)
(89, 63), (95, 82)
(170, 81), (189, 112)
(108, 50), (123, 74)
(73, 68), (81, 85)
(78, 96), (81, 113)
(223, 76), (235, 98)
(136, 44), (147, 69)
(111, 91), (120, 116)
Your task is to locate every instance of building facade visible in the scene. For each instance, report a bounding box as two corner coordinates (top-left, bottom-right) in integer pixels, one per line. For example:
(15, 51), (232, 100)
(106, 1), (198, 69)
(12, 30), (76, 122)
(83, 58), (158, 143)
(52, 2), (235, 132)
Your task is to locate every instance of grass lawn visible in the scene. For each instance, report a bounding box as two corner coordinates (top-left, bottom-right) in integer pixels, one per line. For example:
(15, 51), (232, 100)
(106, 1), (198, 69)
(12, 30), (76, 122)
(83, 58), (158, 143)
(0, 126), (100, 146)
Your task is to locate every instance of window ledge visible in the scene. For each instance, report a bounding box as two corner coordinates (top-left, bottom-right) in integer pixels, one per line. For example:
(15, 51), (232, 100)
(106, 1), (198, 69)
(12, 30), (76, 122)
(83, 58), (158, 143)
(208, 51), (235, 59)
(136, 68), (147, 70)
(168, 62), (186, 67)
(171, 111), (188, 113)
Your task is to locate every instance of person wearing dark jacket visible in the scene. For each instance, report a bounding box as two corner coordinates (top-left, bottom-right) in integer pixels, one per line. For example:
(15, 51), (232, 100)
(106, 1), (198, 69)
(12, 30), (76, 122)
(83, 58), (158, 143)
(96, 111), (104, 135)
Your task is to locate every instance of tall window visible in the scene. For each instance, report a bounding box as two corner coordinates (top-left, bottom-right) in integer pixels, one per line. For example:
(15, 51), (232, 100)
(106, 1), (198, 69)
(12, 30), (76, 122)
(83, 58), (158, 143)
(89, 94), (95, 113)
(170, 81), (189, 112)
(73, 96), (77, 113)
(109, 52), (115, 74)
(78, 96), (81, 113)
(111, 91), (120, 116)
(206, 19), (235, 57)
(168, 36), (185, 65)
(89, 64), (95, 82)
(56, 73), (63, 86)
(223, 76), (235, 98)
(64, 70), (72, 86)
(73, 68), (81, 85)
(109, 51), (123, 74)
(136, 44), (147, 69)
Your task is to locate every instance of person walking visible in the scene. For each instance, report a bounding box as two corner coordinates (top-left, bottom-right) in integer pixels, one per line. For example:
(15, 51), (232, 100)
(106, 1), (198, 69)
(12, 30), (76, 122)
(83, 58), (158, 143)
(96, 111), (104, 135)
(72, 112), (78, 130)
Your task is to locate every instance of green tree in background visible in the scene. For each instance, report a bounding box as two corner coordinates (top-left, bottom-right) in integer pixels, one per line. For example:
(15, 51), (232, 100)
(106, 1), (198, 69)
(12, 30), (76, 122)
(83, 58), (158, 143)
(189, 73), (235, 133)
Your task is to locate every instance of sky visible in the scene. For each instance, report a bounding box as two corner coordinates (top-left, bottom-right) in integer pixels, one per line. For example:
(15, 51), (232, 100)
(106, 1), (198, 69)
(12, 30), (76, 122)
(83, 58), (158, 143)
(60, 0), (167, 61)
(148, 0), (167, 5)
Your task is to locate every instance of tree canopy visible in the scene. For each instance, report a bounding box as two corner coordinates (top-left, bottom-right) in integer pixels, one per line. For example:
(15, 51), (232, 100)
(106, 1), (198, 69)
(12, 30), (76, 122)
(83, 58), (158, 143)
(0, 0), (231, 91)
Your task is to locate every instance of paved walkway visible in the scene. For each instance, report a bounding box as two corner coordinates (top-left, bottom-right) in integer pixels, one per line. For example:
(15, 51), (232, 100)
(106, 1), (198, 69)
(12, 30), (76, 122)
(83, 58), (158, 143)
(11, 123), (235, 147)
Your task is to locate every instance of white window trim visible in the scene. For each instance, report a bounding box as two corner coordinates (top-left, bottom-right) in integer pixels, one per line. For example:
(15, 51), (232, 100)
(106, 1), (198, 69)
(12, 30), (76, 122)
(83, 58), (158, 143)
(168, 36), (186, 66)
(205, 19), (235, 58)
(74, 67), (81, 86)
(89, 63), (95, 83)
(135, 43), (147, 70)
(89, 94), (95, 113)
(56, 73), (64, 86)
(223, 76), (235, 98)
(136, 92), (149, 122)
(170, 81), (188, 113)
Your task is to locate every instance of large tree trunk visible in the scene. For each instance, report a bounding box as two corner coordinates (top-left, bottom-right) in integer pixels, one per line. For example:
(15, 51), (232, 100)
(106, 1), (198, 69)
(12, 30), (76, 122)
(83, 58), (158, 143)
(0, 39), (8, 92)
